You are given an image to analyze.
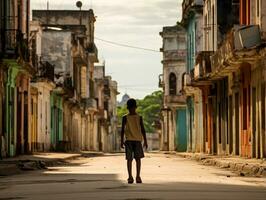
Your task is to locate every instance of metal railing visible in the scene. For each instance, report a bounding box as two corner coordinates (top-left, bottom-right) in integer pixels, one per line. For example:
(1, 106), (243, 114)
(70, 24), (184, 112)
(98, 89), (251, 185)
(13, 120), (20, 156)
(0, 29), (29, 61)
(211, 30), (234, 74)
(81, 97), (97, 109)
(39, 61), (54, 82)
(193, 51), (213, 80)
(86, 42), (98, 61)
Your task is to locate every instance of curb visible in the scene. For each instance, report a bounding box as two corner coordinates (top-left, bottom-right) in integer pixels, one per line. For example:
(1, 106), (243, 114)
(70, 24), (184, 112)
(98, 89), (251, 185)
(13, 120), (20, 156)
(0, 154), (81, 176)
(177, 153), (266, 177)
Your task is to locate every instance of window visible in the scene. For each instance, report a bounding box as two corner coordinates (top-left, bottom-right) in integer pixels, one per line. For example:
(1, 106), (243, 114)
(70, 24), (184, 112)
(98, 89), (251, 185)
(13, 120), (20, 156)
(169, 73), (177, 95)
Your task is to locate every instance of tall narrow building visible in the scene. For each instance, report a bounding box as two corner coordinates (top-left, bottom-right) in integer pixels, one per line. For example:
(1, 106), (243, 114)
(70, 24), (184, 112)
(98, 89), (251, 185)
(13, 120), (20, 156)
(159, 24), (187, 151)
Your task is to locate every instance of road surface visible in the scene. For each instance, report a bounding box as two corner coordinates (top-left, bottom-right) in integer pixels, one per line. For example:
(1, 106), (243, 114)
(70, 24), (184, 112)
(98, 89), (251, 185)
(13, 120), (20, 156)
(0, 153), (265, 200)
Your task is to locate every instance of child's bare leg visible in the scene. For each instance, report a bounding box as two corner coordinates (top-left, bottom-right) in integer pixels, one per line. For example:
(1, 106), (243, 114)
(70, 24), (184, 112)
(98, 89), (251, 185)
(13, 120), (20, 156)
(127, 160), (133, 178)
(136, 159), (141, 178)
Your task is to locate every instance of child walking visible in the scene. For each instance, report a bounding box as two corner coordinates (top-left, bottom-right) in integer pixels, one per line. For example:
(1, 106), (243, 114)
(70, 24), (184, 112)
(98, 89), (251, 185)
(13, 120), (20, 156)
(121, 98), (148, 184)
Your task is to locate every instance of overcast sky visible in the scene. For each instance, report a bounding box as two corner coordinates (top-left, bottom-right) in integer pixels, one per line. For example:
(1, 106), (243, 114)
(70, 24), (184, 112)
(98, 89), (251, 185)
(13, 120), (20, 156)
(31, 0), (182, 100)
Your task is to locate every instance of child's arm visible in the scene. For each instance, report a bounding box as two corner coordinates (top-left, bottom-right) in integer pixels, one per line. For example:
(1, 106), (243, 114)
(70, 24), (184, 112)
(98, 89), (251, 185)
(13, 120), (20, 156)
(140, 116), (148, 149)
(120, 116), (126, 148)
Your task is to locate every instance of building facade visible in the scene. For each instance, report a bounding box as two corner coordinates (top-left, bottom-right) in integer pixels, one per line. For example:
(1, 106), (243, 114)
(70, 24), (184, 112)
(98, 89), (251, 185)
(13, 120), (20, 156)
(94, 63), (119, 152)
(0, 0), (35, 157)
(159, 25), (187, 151)
(179, 0), (266, 158)
(32, 10), (98, 152)
(181, 0), (204, 153)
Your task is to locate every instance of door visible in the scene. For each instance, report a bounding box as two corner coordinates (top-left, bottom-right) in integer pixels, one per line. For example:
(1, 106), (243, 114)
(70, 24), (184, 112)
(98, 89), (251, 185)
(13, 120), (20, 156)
(176, 109), (187, 152)
(241, 65), (251, 157)
(235, 92), (240, 155)
(229, 95), (233, 154)
(16, 89), (22, 155)
(23, 92), (29, 154)
(207, 98), (213, 154)
(252, 87), (258, 158)
(187, 97), (194, 152)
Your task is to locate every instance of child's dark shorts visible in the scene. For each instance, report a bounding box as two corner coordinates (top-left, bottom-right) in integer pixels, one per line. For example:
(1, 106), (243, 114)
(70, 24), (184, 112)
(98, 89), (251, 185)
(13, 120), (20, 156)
(125, 140), (144, 160)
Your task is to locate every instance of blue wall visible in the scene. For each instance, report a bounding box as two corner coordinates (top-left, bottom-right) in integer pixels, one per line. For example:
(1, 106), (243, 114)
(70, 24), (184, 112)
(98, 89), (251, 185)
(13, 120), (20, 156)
(176, 108), (187, 152)
(186, 14), (196, 72)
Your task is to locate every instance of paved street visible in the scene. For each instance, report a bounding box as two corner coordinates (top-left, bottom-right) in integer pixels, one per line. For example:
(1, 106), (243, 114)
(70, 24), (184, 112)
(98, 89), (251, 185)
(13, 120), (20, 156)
(0, 153), (265, 200)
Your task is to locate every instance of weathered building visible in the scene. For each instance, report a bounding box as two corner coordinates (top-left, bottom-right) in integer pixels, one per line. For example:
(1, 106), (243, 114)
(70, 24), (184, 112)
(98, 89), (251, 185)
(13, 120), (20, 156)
(30, 21), (55, 152)
(181, 0), (266, 158)
(0, 0), (35, 157)
(159, 25), (187, 151)
(181, 0), (204, 153)
(94, 63), (119, 152)
(32, 9), (98, 152)
(105, 77), (119, 152)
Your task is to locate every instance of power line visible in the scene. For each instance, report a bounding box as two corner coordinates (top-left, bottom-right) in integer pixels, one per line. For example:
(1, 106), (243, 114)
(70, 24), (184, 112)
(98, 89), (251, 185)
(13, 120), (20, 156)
(95, 37), (160, 53)
(119, 84), (157, 88)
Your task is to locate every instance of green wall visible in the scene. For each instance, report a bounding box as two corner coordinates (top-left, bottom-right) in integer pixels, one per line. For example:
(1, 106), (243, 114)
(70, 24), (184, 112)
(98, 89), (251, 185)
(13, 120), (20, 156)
(50, 92), (63, 150)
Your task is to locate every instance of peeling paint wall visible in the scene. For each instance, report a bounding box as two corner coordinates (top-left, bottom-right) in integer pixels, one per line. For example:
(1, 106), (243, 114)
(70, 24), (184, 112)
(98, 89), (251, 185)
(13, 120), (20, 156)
(32, 10), (95, 44)
(41, 31), (73, 84)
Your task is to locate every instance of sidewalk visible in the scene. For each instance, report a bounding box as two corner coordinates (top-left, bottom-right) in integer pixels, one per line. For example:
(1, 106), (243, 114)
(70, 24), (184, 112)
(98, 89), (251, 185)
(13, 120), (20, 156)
(0, 152), (81, 176)
(175, 152), (266, 177)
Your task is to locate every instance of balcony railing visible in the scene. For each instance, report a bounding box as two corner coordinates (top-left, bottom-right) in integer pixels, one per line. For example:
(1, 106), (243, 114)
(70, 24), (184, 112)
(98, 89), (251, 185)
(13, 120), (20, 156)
(182, 0), (203, 22)
(104, 88), (111, 98)
(163, 50), (186, 62)
(73, 36), (88, 65)
(211, 25), (262, 79)
(86, 42), (98, 62)
(165, 95), (186, 105)
(81, 98), (97, 110)
(192, 51), (213, 81)
(64, 76), (72, 87)
(103, 79), (110, 98)
(38, 61), (54, 82)
(0, 29), (29, 62)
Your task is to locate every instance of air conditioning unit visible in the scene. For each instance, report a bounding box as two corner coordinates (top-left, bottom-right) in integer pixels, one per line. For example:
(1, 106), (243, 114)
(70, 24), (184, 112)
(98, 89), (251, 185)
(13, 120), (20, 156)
(234, 25), (261, 50)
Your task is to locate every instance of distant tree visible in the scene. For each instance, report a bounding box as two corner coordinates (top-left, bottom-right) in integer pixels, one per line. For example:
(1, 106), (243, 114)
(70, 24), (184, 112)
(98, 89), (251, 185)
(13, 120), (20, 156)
(117, 90), (163, 133)
(137, 90), (163, 133)
(117, 104), (127, 126)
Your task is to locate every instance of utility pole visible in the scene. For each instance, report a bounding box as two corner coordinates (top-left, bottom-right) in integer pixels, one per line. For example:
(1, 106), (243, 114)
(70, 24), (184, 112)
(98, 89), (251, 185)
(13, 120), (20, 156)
(76, 1), (82, 25)
(46, 0), (49, 26)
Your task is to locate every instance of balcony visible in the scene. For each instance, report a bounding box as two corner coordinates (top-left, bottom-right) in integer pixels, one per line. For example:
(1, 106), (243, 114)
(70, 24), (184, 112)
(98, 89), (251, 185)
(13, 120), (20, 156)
(165, 95), (186, 106)
(0, 29), (29, 62)
(191, 51), (213, 85)
(211, 25), (262, 79)
(103, 79), (110, 99)
(73, 36), (88, 65)
(182, 0), (203, 23)
(35, 61), (54, 82)
(104, 88), (111, 98)
(162, 50), (186, 63)
(63, 76), (74, 97)
(86, 42), (98, 62)
(81, 98), (98, 111)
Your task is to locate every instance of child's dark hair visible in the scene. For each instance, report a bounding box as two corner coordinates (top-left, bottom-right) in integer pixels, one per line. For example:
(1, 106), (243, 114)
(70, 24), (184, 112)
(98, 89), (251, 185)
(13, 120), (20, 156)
(127, 98), (137, 109)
